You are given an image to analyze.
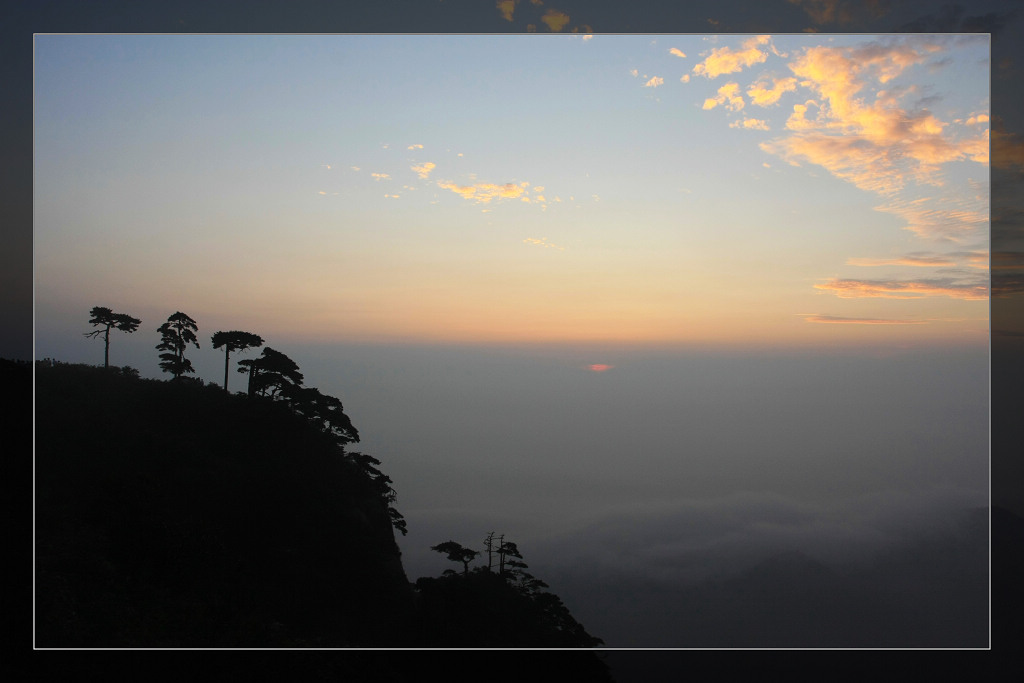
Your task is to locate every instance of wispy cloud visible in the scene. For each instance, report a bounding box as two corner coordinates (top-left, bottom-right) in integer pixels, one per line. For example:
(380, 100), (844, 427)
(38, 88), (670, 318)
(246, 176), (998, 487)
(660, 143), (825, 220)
(523, 237), (565, 250)
(873, 195), (988, 242)
(846, 254), (956, 267)
(669, 48), (687, 58)
(408, 143), (424, 150)
(693, 35), (771, 79)
(644, 76), (664, 88)
(703, 82), (744, 111)
(814, 277), (989, 300)
(802, 314), (928, 325)
(411, 162), (436, 179)
(371, 172), (390, 181)
(730, 118), (770, 131)
(437, 180), (527, 203)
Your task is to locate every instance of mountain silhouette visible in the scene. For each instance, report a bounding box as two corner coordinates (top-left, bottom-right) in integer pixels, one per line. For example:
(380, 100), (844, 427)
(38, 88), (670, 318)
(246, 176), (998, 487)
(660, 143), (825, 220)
(31, 359), (610, 677)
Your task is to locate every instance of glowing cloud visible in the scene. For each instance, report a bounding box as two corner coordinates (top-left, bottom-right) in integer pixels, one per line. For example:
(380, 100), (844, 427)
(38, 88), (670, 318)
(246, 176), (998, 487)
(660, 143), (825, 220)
(730, 118), (770, 130)
(371, 173), (390, 181)
(587, 364), (614, 372)
(814, 277), (989, 300)
(644, 76), (664, 88)
(759, 40), (987, 195)
(747, 76), (798, 107)
(408, 143), (424, 150)
(846, 255), (955, 267)
(411, 162), (436, 179)
(680, 74), (691, 83)
(437, 180), (527, 203)
(703, 82), (744, 111)
(693, 35), (770, 79)
(669, 48), (687, 58)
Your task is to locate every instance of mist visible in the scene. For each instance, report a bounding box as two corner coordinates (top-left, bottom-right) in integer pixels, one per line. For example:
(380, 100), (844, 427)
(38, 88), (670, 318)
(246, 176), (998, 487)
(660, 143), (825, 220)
(36, 328), (988, 645)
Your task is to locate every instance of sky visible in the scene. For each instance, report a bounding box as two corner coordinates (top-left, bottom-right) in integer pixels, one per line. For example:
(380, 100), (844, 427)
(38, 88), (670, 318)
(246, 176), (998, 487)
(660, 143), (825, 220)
(33, 30), (992, 648)
(35, 33), (990, 350)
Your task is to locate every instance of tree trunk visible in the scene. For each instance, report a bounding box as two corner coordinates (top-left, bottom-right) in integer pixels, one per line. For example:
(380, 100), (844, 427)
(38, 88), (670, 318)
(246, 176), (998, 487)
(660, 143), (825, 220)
(223, 348), (230, 392)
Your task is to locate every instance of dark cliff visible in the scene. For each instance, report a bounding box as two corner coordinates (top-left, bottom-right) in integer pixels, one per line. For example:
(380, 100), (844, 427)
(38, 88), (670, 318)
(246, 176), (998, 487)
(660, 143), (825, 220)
(35, 362), (414, 647)
(32, 360), (610, 678)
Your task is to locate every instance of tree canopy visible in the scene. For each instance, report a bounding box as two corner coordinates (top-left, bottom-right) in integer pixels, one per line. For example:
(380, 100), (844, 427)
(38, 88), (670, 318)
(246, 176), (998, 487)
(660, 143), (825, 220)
(237, 346), (303, 398)
(83, 306), (141, 368)
(431, 541), (480, 575)
(156, 312), (200, 379)
(211, 330), (263, 392)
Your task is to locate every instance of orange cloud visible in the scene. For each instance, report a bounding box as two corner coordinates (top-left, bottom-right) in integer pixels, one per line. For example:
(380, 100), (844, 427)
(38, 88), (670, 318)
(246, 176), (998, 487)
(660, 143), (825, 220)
(814, 277), (989, 300)
(747, 76), (798, 106)
(803, 314), (927, 324)
(587, 364), (613, 372)
(371, 172), (390, 181)
(964, 251), (989, 269)
(761, 132), (897, 194)
(669, 48), (687, 58)
(873, 197), (988, 241)
(703, 82), (744, 111)
(644, 76), (664, 88)
(411, 162), (436, 179)
(437, 180), (527, 203)
(693, 35), (770, 79)
(758, 41), (987, 195)
(846, 255), (955, 267)
(730, 118), (770, 130)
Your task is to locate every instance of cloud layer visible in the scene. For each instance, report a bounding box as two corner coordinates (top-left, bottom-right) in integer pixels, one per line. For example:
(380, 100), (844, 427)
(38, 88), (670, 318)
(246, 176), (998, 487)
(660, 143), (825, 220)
(760, 39), (988, 196)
